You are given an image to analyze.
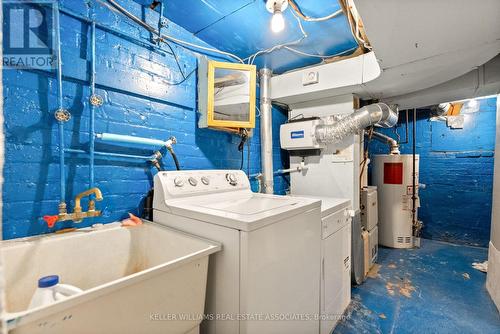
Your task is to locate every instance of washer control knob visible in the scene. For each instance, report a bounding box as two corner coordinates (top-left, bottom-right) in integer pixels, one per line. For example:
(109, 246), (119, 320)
(201, 176), (210, 185)
(188, 177), (198, 187)
(226, 173), (238, 186)
(174, 177), (184, 187)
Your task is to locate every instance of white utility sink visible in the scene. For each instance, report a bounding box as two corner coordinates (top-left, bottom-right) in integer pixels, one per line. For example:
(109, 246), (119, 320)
(1, 221), (220, 334)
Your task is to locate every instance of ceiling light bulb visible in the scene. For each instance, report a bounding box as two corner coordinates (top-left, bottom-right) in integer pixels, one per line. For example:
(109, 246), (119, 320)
(271, 10), (285, 33)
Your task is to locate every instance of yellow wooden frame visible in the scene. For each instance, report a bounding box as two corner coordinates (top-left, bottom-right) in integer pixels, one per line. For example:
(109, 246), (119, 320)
(207, 60), (256, 129)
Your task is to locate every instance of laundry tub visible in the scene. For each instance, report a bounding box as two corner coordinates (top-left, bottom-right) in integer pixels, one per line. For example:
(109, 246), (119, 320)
(1, 221), (220, 334)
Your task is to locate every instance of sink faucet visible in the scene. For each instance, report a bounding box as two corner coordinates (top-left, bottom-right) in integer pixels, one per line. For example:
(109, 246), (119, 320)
(74, 187), (103, 215)
(44, 188), (104, 226)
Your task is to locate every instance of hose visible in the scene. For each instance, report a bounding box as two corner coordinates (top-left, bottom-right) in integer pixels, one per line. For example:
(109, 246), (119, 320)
(168, 148), (181, 170)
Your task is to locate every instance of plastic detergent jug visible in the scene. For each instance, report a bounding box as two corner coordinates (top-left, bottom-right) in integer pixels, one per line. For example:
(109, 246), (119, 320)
(28, 275), (83, 309)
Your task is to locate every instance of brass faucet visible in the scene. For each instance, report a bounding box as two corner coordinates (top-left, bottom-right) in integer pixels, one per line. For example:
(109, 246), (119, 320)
(58, 187), (104, 223)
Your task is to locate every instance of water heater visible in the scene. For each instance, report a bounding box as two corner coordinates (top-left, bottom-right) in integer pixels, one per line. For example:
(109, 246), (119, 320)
(372, 154), (420, 249)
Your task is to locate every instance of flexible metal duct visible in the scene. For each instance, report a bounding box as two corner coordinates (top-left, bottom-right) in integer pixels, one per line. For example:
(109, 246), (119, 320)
(315, 103), (398, 143)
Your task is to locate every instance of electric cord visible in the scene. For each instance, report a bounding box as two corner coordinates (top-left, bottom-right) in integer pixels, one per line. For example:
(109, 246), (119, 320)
(284, 45), (358, 59)
(247, 138), (251, 176)
(288, 0), (344, 22)
(98, 0), (197, 86)
(245, 9), (307, 65)
(340, 0), (372, 50)
(255, 106), (261, 117)
(240, 146), (245, 170)
(169, 67), (197, 86)
(238, 129), (249, 170)
(104, 0), (244, 63)
(163, 40), (187, 81)
(246, 7), (357, 64)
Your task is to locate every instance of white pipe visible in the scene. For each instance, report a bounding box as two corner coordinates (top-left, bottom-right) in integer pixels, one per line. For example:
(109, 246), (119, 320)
(275, 161), (308, 175)
(259, 68), (274, 194)
(96, 133), (176, 150)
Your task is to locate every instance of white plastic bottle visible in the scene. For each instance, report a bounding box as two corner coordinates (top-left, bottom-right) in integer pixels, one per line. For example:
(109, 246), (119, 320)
(28, 275), (83, 309)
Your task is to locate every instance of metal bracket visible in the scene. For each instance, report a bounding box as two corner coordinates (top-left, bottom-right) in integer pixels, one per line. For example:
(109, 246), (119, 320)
(89, 94), (103, 107)
(159, 17), (168, 28)
(54, 108), (71, 122)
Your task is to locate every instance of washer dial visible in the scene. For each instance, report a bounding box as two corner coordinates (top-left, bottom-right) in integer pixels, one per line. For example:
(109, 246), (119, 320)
(188, 177), (198, 186)
(226, 173), (238, 186)
(174, 177), (184, 187)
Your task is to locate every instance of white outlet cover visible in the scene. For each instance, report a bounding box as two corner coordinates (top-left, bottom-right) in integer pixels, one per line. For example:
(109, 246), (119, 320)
(302, 71), (319, 86)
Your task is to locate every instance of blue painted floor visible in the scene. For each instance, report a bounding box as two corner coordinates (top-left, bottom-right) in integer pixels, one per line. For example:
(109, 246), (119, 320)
(335, 239), (500, 334)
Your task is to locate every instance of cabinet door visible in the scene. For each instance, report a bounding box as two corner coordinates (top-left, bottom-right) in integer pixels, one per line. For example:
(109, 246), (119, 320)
(321, 229), (346, 334)
(341, 224), (352, 311)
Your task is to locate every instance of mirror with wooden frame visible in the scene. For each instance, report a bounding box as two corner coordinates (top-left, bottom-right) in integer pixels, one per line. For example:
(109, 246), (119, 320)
(198, 60), (256, 129)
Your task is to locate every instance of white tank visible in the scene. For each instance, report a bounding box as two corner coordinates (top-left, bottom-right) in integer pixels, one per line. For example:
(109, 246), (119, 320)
(372, 154), (419, 248)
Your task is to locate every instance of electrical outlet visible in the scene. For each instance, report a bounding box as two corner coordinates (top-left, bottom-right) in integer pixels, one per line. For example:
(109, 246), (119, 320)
(302, 70), (319, 86)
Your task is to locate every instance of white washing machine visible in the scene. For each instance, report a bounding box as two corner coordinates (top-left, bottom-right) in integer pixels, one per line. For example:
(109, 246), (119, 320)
(292, 196), (352, 334)
(153, 170), (322, 334)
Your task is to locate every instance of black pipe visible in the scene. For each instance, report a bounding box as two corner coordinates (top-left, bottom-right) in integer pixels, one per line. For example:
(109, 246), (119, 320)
(400, 109), (410, 144)
(143, 188), (154, 221)
(412, 108), (417, 235)
(169, 149), (181, 170)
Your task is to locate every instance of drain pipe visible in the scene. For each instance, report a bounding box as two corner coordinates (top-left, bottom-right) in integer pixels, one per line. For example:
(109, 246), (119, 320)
(259, 68), (274, 194)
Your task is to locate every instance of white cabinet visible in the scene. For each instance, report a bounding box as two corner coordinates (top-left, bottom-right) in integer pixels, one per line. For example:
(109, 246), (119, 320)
(320, 208), (352, 334)
(361, 186), (378, 231)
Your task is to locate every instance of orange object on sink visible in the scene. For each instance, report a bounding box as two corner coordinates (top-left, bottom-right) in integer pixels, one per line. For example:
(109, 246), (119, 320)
(121, 213), (143, 227)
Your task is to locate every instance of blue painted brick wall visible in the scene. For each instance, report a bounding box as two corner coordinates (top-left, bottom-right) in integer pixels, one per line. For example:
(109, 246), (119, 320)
(369, 97), (497, 247)
(2, 0), (288, 239)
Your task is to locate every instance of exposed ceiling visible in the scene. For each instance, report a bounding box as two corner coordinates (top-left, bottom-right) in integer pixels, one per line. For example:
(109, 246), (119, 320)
(134, 0), (359, 74)
(353, 0), (500, 102)
(133, 0), (500, 106)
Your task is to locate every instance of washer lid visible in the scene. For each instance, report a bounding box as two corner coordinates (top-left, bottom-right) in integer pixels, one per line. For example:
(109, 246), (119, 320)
(198, 196), (294, 215)
(163, 193), (320, 231)
(290, 195), (350, 217)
